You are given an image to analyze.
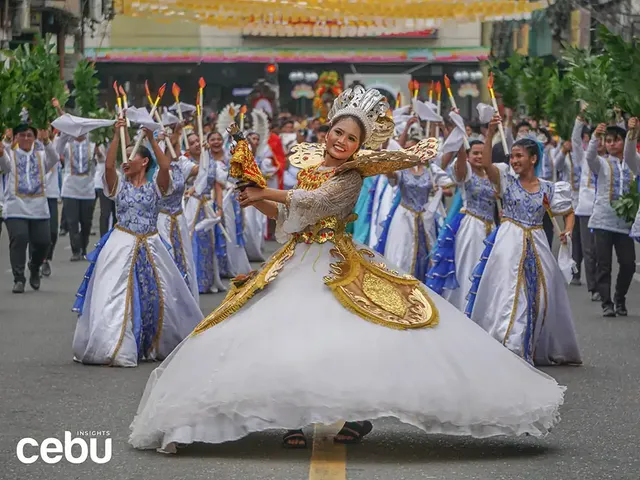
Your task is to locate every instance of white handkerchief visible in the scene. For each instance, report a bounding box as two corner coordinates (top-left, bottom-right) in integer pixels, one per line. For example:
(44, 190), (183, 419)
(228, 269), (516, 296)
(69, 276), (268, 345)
(125, 107), (162, 131)
(392, 105), (411, 120)
(52, 114), (116, 137)
(161, 111), (180, 125)
(557, 237), (577, 284)
(476, 103), (496, 124)
(169, 102), (197, 114)
(412, 99), (443, 123)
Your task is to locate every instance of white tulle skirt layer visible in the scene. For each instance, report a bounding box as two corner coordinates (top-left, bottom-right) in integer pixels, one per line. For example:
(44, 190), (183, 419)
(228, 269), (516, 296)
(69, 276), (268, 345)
(72, 229), (204, 367)
(243, 207), (266, 262)
(129, 241), (565, 449)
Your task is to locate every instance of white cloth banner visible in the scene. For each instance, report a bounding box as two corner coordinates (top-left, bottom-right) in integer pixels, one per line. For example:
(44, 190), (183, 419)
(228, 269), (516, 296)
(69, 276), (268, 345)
(52, 114), (115, 137)
(441, 111), (468, 154)
(124, 107), (162, 131)
(162, 110), (180, 125)
(412, 99), (443, 123)
(476, 103), (496, 124)
(169, 102), (197, 114)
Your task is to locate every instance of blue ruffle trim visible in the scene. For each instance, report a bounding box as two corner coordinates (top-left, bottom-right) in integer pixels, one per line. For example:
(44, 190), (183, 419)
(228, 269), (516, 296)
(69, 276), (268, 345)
(464, 225), (500, 318)
(425, 212), (465, 294)
(374, 190), (402, 254)
(72, 229), (114, 315)
(232, 195), (245, 248)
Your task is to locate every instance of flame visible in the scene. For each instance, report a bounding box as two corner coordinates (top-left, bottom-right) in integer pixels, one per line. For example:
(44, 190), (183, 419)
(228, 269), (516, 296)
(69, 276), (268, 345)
(396, 92), (401, 104)
(157, 83), (167, 98)
(112, 81), (119, 96)
(198, 77), (206, 89)
(144, 80), (151, 99)
(443, 74), (451, 89)
(172, 82), (181, 97)
(428, 81), (434, 92)
(435, 81), (442, 94)
(118, 85), (126, 97)
(487, 72), (494, 90)
(240, 105), (248, 115)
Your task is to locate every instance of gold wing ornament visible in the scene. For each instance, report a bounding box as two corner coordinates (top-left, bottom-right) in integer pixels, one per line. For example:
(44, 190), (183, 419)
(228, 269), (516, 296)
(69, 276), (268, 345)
(289, 137), (439, 177)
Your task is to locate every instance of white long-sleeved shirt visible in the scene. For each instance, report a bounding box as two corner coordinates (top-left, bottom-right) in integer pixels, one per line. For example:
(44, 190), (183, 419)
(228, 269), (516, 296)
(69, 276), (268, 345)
(585, 134), (636, 233)
(0, 142), (60, 219)
(61, 139), (96, 200)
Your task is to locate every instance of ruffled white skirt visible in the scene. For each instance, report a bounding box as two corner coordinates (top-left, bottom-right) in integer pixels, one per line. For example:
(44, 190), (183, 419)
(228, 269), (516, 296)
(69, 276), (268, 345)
(384, 204), (437, 275)
(129, 240), (565, 449)
(158, 211), (199, 302)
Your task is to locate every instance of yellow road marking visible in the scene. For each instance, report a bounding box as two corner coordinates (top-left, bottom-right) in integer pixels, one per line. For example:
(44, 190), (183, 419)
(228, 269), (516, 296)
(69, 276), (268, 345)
(308, 423), (347, 480)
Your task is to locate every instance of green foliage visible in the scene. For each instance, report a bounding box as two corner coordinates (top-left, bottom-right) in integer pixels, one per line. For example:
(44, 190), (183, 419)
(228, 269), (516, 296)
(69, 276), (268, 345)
(72, 59), (100, 116)
(521, 57), (555, 122)
(544, 70), (579, 140)
(597, 25), (640, 116)
(15, 35), (69, 130)
(487, 54), (524, 109)
(563, 44), (616, 124)
(0, 53), (27, 133)
(612, 179), (640, 223)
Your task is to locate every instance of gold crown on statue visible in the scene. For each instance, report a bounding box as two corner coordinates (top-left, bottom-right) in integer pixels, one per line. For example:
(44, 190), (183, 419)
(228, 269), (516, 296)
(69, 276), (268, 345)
(328, 85), (395, 150)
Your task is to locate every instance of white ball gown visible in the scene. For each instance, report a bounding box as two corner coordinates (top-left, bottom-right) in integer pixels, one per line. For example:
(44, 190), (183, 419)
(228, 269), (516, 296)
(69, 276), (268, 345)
(467, 164), (582, 366)
(129, 159), (566, 451)
(72, 172), (204, 367)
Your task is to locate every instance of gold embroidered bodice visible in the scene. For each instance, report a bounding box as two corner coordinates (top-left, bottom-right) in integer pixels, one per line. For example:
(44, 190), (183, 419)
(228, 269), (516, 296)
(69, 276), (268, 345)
(192, 148), (440, 336)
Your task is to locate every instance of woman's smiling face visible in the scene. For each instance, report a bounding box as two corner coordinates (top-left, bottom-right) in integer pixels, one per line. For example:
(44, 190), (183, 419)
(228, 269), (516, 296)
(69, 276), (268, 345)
(325, 117), (362, 161)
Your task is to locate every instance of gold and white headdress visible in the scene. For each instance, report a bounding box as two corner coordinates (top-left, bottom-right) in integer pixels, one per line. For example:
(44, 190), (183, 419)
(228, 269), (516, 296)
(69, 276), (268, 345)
(328, 85), (394, 150)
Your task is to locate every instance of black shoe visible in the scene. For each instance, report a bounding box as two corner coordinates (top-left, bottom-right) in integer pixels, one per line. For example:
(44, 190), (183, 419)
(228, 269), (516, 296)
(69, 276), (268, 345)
(70, 253), (83, 262)
(570, 276), (582, 286)
(12, 281), (25, 293)
(29, 270), (41, 290)
(41, 261), (51, 277)
(602, 304), (616, 317)
(591, 291), (602, 302)
(615, 301), (628, 316)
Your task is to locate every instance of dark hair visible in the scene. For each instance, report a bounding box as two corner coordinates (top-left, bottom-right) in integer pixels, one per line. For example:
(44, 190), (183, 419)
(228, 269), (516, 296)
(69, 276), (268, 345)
(330, 114), (367, 147)
(605, 125), (626, 141)
(207, 131), (223, 142)
(131, 145), (153, 172)
(466, 139), (484, 153)
(281, 119), (294, 128)
(512, 138), (540, 164)
(515, 121), (532, 134)
(538, 128), (552, 144)
(581, 125), (591, 139)
(318, 124), (330, 133)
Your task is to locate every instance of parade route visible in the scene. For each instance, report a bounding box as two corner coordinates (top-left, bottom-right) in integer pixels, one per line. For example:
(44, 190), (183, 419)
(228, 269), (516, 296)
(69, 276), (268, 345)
(1, 233), (639, 480)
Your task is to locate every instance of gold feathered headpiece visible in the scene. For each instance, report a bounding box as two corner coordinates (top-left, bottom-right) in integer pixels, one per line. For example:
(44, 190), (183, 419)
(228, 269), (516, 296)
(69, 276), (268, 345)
(328, 85), (394, 150)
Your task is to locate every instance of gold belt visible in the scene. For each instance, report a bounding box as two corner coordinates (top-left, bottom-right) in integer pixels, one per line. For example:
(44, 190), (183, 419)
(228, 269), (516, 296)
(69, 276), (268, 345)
(501, 217), (543, 232)
(160, 209), (183, 218)
(292, 214), (355, 245)
(115, 224), (158, 238)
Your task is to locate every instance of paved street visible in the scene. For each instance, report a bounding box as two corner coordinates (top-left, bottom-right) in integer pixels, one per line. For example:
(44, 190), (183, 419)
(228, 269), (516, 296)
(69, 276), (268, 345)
(1, 227), (639, 480)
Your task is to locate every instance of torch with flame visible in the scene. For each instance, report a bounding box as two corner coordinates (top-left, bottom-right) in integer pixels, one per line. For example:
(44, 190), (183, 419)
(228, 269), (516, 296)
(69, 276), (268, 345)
(444, 75), (470, 149)
(408, 79), (420, 100)
(113, 81), (128, 163)
(395, 92), (401, 109)
(426, 81), (434, 137)
(145, 81), (176, 158)
(172, 82), (188, 149)
(128, 83), (166, 162)
(118, 85), (131, 127)
(434, 81), (442, 140)
(239, 105), (247, 132)
(487, 72), (509, 157)
(197, 77), (206, 149)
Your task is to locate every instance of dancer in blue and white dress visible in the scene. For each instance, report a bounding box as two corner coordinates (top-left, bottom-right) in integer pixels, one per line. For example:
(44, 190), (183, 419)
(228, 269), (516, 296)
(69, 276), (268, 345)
(426, 141), (496, 311)
(72, 123), (203, 367)
(157, 152), (199, 300)
(467, 116), (581, 366)
(243, 130), (270, 262)
(376, 162), (453, 280)
(184, 132), (226, 293)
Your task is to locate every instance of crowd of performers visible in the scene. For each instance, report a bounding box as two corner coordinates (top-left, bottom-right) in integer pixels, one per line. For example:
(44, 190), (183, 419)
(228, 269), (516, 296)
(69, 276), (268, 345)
(2, 80), (640, 451)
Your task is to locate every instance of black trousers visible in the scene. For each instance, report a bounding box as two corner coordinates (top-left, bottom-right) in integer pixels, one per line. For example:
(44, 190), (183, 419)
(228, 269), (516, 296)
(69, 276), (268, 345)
(63, 197), (94, 256)
(46, 198), (59, 261)
(593, 228), (636, 306)
(96, 188), (116, 238)
(6, 218), (51, 283)
(576, 216), (597, 292)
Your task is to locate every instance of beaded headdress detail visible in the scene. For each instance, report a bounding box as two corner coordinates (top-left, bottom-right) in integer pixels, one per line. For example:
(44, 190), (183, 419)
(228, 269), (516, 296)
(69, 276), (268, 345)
(328, 86), (395, 150)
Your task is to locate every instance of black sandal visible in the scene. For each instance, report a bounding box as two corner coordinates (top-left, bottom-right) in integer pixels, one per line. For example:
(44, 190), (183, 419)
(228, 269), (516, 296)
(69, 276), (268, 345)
(282, 429), (307, 449)
(334, 421), (373, 444)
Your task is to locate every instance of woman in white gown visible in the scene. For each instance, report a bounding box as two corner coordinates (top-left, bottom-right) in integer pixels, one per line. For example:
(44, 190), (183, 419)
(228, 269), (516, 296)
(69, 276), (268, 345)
(426, 141), (497, 311)
(184, 132), (226, 293)
(467, 116), (582, 366)
(376, 159), (453, 281)
(72, 123), (204, 367)
(157, 150), (199, 300)
(129, 87), (566, 452)
(208, 131), (252, 277)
